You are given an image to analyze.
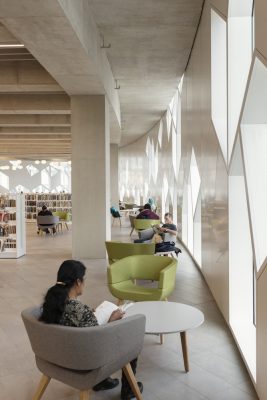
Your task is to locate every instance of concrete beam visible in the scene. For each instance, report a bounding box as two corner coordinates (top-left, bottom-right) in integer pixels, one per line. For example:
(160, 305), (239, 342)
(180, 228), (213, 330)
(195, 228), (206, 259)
(0, 0), (121, 128)
(0, 60), (63, 92)
(0, 134), (70, 141)
(0, 114), (70, 126)
(0, 94), (70, 114)
(0, 126), (70, 134)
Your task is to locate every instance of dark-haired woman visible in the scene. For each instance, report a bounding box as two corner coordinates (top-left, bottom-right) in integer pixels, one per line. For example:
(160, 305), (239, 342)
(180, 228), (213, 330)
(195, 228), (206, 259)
(40, 260), (143, 400)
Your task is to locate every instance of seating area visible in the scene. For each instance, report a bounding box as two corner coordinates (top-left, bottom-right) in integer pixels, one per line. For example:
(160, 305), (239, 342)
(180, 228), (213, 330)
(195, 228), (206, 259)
(36, 215), (59, 235)
(1, 0), (264, 397)
(105, 241), (155, 264)
(22, 306), (145, 400)
(53, 211), (71, 231)
(110, 206), (122, 227)
(133, 219), (159, 233)
(107, 254), (177, 302)
(0, 222), (257, 399)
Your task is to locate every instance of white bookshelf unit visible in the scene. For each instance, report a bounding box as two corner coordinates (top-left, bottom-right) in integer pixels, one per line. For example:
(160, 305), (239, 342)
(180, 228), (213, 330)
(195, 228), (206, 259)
(0, 194), (26, 259)
(25, 193), (72, 221)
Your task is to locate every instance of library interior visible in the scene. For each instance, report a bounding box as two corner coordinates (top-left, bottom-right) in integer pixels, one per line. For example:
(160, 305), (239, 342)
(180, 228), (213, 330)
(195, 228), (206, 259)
(0, 1), (267, 400)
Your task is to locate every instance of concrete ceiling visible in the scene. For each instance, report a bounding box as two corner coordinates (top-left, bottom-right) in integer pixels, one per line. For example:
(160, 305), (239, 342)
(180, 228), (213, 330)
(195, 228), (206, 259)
(0, 22), (71, 160)
(88, 0), (204, 145)
(0, 0), (203, 159)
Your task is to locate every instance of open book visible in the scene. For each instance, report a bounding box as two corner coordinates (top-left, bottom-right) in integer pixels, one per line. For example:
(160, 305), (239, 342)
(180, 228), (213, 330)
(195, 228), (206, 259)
(152, 224), (163, 234)
(94, 300), (133, 325)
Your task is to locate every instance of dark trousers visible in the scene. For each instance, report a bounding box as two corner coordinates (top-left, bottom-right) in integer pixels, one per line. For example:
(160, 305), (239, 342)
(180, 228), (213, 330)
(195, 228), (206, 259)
(121, 358), (138, 392)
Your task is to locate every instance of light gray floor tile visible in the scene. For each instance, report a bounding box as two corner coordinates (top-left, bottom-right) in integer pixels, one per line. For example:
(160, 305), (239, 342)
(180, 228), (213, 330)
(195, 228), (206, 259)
(0, 223), (258, 400)
(210, 386), (258, 400)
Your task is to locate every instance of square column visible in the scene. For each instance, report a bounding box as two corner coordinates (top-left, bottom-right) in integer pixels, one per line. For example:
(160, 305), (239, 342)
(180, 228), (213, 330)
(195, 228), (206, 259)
(110, 144), (119, 209)
(71, 95), (110, 259)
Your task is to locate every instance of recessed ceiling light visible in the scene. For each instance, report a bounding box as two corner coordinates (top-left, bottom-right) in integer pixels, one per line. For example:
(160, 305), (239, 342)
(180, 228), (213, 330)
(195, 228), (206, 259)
(0, 44), (25, 48)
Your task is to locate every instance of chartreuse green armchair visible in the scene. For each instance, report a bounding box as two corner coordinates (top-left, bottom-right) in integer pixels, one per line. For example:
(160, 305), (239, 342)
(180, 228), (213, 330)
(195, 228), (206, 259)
(53, 211), (71, 230)
(134, 219), (159, 232)
(107, 255), (177, 303)
(105, 241), (155, 264)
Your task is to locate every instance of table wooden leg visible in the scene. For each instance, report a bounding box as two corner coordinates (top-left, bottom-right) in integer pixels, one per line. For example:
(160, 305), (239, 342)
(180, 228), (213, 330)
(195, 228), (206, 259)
(180, 331), (189, 372)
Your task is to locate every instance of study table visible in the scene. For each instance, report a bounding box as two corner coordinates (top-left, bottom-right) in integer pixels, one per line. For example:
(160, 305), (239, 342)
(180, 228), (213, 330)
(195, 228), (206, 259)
(126, 301), (204, 372)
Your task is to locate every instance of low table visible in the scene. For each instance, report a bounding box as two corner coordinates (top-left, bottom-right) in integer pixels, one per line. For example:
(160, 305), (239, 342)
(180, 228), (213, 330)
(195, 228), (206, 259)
(125, 301), (204, 372)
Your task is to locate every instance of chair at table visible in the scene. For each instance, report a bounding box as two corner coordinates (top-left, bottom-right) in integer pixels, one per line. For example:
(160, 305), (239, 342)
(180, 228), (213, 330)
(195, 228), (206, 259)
(134, 219), (159, 233)
(53, 211), (71, 231)
(105, 241), (155, 264)
(110, 206), (122, 227)
(129, 215), (136, 236)
(37, 215), (59, 235)
(107, 255), (177, 303)
(21, 306), (145, 400)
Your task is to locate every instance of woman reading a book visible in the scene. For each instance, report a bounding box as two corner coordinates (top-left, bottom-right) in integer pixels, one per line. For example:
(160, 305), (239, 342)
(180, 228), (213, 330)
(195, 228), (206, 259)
(40, 259), (143, 400)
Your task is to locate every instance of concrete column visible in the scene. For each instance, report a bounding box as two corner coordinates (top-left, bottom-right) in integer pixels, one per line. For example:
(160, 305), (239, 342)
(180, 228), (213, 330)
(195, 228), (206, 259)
(110, 144), (119, 209)
(71, 95), (110, 259)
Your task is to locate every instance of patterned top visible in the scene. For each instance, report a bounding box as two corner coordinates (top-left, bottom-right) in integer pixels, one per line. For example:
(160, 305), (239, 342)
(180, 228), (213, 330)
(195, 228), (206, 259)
(59, 299), (99, 327)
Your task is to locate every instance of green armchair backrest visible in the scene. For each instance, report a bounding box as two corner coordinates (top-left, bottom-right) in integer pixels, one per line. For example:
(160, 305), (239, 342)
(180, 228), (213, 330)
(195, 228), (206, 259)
(107, 255), (177, 302)
(134, 219), (159, 231)
(53, 211), (71, 221)
(105, 241), (155, 264)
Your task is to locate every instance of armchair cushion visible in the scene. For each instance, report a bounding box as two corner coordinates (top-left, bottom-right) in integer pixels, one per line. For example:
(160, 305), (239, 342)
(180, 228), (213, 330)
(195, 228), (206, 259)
(21, 307), (145, 390)
(107, 255), (177, 302)
(105, 241), (155, 264)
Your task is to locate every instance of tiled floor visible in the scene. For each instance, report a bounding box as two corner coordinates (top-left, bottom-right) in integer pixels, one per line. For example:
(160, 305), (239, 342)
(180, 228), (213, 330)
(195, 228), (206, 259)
(0, 221), (258, 399)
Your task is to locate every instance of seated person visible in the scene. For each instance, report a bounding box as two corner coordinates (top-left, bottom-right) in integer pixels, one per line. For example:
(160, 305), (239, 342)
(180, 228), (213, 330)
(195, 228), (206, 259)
(135, 213), (181, 255)
(40, 260), (143, 400)
(147, 197), (157, 212)
(159, 212), (177, 242)
(37, 205), (56, 234)
(136, 203), (159, 220)
(38, 204), (52, 217)
(156, 212), (181, 255)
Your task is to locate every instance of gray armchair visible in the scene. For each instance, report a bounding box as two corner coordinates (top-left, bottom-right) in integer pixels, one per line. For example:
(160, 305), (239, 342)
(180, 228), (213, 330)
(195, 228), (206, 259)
(37, 215), (59, 235)
(21, 306), (145, 400)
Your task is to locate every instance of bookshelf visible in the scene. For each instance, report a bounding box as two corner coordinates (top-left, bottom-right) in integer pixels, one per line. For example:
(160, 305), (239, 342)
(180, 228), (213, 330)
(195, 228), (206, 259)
(0, 194), (26, 258)
(25, 193), (72, 221)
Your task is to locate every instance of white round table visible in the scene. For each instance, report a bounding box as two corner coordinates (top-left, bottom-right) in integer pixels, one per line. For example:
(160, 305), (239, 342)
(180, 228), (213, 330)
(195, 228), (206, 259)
(126, 301), (204, 372)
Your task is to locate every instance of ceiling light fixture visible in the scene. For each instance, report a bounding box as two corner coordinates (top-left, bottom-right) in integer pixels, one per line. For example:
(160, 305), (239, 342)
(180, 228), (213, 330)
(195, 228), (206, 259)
(35, 160), (40, 164)
(41, 160), (47, 164)
(0, 43), (25, 48)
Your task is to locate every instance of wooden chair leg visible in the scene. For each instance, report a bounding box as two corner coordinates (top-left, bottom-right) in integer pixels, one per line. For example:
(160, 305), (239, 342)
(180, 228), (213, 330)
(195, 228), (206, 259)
(130, 226), (134, 236)
(158, 298), (168, 344)
(79, 390), (90, 400)
(32, 374), (51, 400)
(180, 331), (189, 372)
(122, 363), (143, 400)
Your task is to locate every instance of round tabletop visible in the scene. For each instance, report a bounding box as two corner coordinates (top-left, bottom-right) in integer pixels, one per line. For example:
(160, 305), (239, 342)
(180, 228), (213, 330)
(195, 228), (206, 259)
(125, 301), (204, 334)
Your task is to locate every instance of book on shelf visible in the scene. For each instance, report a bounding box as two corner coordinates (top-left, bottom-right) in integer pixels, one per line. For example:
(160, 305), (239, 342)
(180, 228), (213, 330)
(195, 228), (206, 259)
(94, 300), (133, 325)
